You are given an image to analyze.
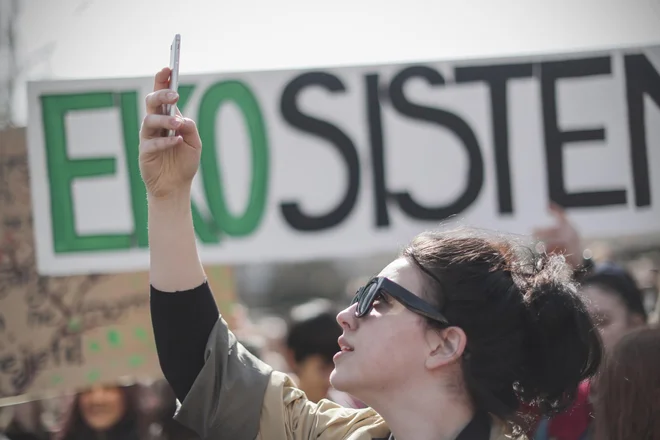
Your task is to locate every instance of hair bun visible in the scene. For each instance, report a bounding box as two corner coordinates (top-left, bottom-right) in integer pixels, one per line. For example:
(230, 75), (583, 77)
(518, 253), (602, 414)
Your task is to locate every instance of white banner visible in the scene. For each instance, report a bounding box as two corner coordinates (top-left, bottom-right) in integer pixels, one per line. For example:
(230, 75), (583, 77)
(27, 45), (660, 275)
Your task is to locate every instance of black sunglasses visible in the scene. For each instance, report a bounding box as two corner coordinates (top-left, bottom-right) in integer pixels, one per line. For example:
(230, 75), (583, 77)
(351, 277), (450, 326)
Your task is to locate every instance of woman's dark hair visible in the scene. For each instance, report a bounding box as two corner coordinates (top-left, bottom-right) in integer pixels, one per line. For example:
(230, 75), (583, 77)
(593, 327), (660, 440)
(401, 229), (602, 431)
(53, 384), (147, 440)
(581, 262), (648, 322)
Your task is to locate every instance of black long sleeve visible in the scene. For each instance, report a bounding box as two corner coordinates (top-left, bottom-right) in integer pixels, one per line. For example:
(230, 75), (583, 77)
(150, 281), (219, 402)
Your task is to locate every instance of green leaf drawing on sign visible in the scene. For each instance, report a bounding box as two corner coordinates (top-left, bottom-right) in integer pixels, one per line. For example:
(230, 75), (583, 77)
(87, 370), (101, 383)
(68, 317), (82, 333)
(89, 341), (101, 353)
(107, 329), (121, 348)
(134, 327), (148, 342)
(128, 355), (145, 368)
(51, 375), (63, 385)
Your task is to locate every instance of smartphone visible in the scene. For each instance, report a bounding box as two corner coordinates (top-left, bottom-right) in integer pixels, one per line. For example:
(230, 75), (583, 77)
(165, 34), (181, 136)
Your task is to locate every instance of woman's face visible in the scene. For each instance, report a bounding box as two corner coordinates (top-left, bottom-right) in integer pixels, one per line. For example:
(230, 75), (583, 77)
(78, 386), (127, 432)
(580, 285), (639, 353)
(330, 258), (431, 400)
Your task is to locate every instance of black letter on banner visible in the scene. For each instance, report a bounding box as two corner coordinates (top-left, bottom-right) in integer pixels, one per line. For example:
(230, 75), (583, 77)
(541, 56), (626, 207)
(625, 54), (659, 207)
(388, 66), (484, 220)
(455, 63), (533, 214)
(365, 73), (391, 227)
(280, 72), (360, 231)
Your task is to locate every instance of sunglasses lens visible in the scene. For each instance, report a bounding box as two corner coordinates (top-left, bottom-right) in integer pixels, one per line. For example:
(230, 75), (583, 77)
(351, 292), (360, 306)
(355, 281), (378, 316)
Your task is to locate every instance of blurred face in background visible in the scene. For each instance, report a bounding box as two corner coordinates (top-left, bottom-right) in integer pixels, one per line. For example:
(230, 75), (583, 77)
(78, 385), (126, 431)
(294, 354), (335, 403)
(581, 285), (645, 353)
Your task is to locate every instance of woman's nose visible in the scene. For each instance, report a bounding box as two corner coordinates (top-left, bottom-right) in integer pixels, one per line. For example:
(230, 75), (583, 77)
(336, 303), (358, 331)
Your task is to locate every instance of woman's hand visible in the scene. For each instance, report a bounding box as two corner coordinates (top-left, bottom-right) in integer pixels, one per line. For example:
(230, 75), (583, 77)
(139, 67), (202, 199)
(141, 68), (206, 291)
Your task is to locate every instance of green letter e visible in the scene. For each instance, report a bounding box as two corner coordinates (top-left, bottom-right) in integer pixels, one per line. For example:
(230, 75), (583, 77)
(40, 92), (133, 253)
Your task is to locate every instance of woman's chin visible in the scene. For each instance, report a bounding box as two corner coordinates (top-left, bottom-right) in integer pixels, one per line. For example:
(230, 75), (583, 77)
(329, 367), (350, 393)
(330, 367), (362, 396)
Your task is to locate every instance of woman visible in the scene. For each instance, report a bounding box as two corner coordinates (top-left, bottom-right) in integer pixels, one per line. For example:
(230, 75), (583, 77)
(593, 327), (660, 440)
(142, 68), (602, 440)
(53, 384), (145, 440)
(52, 382), (195, 440)
(580, 263), (647, 352)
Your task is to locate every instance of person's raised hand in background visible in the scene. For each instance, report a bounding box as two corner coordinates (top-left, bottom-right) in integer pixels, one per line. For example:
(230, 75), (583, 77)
(533, 203), (584, 269)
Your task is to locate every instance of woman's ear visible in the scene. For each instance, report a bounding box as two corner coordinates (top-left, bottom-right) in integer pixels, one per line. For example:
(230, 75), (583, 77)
(424, 326), (467, 371)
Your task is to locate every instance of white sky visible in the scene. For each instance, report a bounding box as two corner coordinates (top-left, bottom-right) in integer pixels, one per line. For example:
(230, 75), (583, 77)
(12, 0), (660, 126)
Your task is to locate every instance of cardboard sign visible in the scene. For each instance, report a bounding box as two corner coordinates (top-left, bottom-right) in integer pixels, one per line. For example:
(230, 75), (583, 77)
(26, 45), (660, 276)
(0, 128), (237, 400)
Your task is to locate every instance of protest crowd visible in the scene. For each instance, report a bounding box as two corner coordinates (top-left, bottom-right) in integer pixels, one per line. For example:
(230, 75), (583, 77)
(2, 103), (660, 437)
(1, 211), (659, 440)
(2, 6), (660, 439)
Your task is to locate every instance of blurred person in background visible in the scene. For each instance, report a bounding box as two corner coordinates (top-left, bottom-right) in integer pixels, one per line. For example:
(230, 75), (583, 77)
(53, 384), (145, 440)
(252, 315), (291, 373)
(628, 256), (659, 319)
(54, 384), (149, 440)
(145, 379), (200, 440)
(580, 263), (647, 352)
(231, 303), (291, 372)
(283, 298), (366, 408)
(284, 298), (342, 404)
(52, 382), (194, 440)
(592, 327), (660, 440)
